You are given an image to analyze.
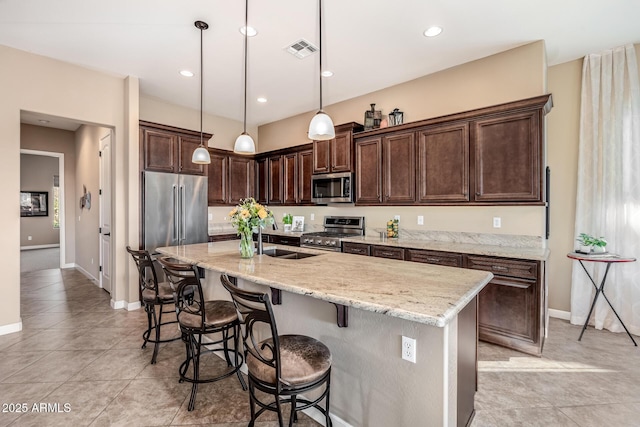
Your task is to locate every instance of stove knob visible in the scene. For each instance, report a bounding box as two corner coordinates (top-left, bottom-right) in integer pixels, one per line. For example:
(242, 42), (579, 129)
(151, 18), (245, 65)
(329, 241), (336, 246)
(315, 239), (323, 245)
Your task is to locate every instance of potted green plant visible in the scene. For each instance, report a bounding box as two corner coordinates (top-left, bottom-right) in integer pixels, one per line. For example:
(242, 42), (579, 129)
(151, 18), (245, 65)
(283, 213), (293, 232)
(576, 233), (607, 253)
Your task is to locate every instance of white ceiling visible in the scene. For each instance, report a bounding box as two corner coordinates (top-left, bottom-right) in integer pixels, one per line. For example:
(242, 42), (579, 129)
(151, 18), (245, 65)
(2, 0), (640, 128)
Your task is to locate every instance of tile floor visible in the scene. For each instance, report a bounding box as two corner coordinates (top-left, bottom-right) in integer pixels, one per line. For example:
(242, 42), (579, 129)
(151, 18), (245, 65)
(1, 267), (639, 426)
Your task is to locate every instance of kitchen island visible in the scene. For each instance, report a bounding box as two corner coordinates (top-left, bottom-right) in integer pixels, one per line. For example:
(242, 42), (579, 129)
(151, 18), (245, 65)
(156, 241), (493, 427)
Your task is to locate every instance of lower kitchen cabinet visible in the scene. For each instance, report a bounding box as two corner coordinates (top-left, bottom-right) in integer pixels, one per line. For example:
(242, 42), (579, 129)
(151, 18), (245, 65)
(342, 241), (545, 355)
(466, 255), (544, 356)
(208, 233), (239, 242)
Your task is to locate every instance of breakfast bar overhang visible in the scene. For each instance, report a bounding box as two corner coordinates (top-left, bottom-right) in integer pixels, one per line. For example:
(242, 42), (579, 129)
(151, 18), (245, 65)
(157, 241), (493, 427)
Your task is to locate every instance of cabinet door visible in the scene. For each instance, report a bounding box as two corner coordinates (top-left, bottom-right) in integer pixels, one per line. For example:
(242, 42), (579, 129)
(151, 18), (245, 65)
(268, 155), (284, 205)
(207, 152), (228, 205)
(142, 128), (177, 173)
(255, 157), (268, 204)
(313, 139), (331, 174)
(417, 123), (469, 202)
(331, 130), (352, 172)
(342, 242), (370, 256)
(382, 131), (416, 203)
(405, 249), (463, 267)
(355, 137), (382, 204)
(298, 149), (313, 204)
(228, 156), (255, 204)
(371, 245), (405, 260)
(178, 136), (207, 175)
(472, 110), (541, 202)
(283, 153), (298, 205)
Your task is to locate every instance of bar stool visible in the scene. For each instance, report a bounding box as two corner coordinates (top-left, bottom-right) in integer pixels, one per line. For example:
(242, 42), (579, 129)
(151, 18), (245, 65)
(157, 257), (247, 411)
(220, 274), (332, 427)
(126, 246), (182, 364)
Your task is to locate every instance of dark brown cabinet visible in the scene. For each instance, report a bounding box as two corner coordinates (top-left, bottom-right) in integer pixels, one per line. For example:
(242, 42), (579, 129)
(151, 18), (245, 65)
(256, 157), (268, 204)
(140, 121), (209, 176)
(283, 153), (298, 205)
(466, 255), (544, 356)
(382, 131), (416, 204)
(417, 122), (470, 202)
(353, 95), (551, 206)
(268, 155), (284, 205)
(471, 110), (541, 202)
(207, 150), (255, 206)
(298, 149), (313, 204)
(340, 240), (545, 356)
(355, 137), (383, 204)
(313, 122), (363, 174)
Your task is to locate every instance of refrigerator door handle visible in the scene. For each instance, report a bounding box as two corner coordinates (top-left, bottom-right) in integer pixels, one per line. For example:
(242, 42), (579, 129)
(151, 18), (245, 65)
(173, 185), (179, 240)
(181, 185), (186, 241)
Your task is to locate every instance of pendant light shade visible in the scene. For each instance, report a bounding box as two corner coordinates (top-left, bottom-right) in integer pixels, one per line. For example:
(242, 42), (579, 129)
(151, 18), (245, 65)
(234, 0), (256, 154)
(192, 20), (211, 165)
(308, 0), (335, 141)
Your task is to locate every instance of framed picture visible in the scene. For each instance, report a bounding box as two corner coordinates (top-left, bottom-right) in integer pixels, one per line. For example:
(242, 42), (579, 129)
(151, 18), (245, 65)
(20, 191), (48, 217)
(291, 216), (305, 232)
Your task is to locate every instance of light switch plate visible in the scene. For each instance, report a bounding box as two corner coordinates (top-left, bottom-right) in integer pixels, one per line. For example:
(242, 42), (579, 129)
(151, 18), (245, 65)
(417, 215), (424, 225)
(493, 217), (501, 228)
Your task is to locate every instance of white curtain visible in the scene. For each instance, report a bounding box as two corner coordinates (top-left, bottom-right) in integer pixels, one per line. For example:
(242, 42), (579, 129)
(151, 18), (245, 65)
(571, 44), (640, 336)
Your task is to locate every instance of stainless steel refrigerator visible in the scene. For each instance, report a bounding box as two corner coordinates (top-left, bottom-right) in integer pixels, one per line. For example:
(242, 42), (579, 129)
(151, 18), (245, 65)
(143, 171), (208, 253)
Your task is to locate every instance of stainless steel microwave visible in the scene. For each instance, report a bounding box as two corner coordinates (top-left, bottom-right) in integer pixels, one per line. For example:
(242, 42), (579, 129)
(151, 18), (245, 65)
(311, 172), (354, 204)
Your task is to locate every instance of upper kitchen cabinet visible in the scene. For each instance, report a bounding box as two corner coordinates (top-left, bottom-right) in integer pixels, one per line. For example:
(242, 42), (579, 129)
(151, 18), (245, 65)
(353, 94), (552, 206)
(313, 122), (364, 174)
(255, 157), (268, 204)
(471, 110), (541, 202)
(267, 155), (284, 205)
(207, 149), (255, 206)
(417, 122), (470, 203)
(254, 144), (313, 206)
(297, 148), (314, 204)
(139, 121), (210, 176)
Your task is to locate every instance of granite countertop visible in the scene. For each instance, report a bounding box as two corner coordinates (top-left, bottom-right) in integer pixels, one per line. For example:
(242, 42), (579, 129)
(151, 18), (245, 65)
(341, 235), (550, 261)
(155, 241), (493, 328)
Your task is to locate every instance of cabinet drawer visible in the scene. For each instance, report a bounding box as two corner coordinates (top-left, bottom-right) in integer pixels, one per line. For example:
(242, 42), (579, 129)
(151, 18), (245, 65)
(371, 245), (405, 260)
(342, 242), (370, 256)
(466, 255), (538, 280)
(272, 235), (300, 247)
(405, 249), (463, 267)
(208, 234), (238, 242)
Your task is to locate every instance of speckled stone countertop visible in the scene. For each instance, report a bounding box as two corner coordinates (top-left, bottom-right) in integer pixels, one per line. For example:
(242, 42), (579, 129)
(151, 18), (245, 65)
(156, 241), (493, 328)
(341, 235), (550, 261)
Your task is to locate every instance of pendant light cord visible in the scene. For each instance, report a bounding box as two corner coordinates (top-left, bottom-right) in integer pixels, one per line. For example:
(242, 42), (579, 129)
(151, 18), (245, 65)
(243, 0), (249, 134)
(199, 23), (204, 146)
(318, 0), (323, 112)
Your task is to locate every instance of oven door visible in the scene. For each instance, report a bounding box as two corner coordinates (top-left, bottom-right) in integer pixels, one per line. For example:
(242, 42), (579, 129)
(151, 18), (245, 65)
(311, 172), (353, 204)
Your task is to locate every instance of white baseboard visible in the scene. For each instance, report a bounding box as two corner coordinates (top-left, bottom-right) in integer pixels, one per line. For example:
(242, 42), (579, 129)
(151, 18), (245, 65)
(75, 265), (99, 284)
(61, 262), (76, 269)
(127, 301), (142, 311)
(549, 308), (571, 320)
(20, 244), (60, 251)
(111, 299), (126, 310)
(0, 320), (23, 336)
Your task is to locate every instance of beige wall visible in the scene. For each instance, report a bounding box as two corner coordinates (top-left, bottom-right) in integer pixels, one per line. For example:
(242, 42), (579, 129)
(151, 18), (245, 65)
(0, 44), (138, 332)
(546, 44), (640, 312)
(140, 95), (257, 152)
(20, 124), (76, 262)
(74, 125), (108, 280)
(20, 154), (60, 246)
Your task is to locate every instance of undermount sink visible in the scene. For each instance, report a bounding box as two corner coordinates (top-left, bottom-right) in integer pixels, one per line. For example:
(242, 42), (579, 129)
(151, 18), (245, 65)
(262, 248), (318, 259)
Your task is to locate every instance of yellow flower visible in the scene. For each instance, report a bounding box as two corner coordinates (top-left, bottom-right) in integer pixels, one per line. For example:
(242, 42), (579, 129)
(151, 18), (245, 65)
(258, 208), (268, 219)
(229, 208), (237, 217)
(241, 209), (251, 219)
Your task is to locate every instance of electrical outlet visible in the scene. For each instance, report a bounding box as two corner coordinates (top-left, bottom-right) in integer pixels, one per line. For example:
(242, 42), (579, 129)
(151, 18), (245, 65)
(417, 215), (424, 225)
(402, 336), (416, 363)
(91, 258), (94, 264)
(394, 215), (400, 221)
(493, 217), (501, 228)
(208, 213), (213, 221)
(27, 235), (32, 241)
(311, 213), (315, 220)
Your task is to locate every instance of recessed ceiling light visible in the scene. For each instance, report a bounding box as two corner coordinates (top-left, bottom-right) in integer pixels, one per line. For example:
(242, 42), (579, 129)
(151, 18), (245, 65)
(38, 119), (50, 124)
(180, 70), (194, 77)
(423, 26), (443, 37)
(321, 70), (334, 77)
(240, 26), (257, 37)
(257, 97), (267, 103)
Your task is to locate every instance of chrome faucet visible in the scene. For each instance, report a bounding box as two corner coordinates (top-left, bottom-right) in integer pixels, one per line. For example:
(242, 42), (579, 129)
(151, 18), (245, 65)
(257, 227), (263, 255)
(272, 220), (278, 230)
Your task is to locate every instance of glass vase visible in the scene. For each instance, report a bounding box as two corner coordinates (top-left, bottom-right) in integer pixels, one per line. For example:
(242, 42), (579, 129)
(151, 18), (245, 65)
(239, 229), (254, 258)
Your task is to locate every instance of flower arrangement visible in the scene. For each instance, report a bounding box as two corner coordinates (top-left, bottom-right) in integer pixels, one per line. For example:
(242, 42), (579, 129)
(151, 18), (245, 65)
(228, 198), (274, 258)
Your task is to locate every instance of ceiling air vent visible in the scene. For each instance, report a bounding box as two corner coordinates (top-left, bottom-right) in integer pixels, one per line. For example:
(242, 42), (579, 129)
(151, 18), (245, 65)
(285, 39), (318, 59)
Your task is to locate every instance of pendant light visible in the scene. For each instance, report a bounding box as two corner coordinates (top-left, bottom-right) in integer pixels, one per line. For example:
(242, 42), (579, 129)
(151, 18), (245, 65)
(308, 0), (335, 141)
(192, 20), (211, 164)
(234, 0), (256, 154)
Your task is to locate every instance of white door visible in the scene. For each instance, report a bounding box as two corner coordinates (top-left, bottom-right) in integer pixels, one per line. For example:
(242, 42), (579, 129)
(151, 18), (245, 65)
(99, 131), (112, 293)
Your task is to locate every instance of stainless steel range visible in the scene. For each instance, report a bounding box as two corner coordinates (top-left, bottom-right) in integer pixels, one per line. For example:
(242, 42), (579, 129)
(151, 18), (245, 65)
(301, 216), (365, 252)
